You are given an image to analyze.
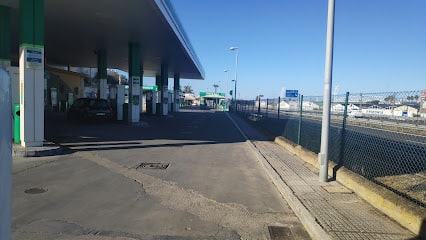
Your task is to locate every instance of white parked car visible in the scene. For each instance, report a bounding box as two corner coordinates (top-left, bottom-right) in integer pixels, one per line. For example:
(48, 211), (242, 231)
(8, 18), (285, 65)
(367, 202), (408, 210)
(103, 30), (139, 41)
(348, 110), (363, 118)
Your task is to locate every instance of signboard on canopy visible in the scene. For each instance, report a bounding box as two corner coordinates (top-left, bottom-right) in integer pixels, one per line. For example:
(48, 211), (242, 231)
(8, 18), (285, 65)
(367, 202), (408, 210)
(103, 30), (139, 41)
(124, 85), (158, 91)
(200, 92), (225, 97)
(143, 85), (158, 91)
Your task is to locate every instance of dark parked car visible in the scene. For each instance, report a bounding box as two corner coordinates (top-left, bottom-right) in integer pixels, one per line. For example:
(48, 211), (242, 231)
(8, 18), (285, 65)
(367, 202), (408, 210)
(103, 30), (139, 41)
(67, 98), (113, 122)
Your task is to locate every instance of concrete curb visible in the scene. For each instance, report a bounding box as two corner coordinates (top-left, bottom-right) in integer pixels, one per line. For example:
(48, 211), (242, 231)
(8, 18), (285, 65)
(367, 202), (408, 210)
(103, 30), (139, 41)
(225, 113), (331, 240)
(12, 142), (62, 157)
(249, 142), (332, 240)
(274, 136), (426, 237)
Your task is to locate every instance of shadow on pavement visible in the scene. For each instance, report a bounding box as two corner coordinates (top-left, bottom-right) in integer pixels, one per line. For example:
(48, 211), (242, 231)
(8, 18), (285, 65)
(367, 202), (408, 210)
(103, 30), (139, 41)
(44, 108), (258, 155)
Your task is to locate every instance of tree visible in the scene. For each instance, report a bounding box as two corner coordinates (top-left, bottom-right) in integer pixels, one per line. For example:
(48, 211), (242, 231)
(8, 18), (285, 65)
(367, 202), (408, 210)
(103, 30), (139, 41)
(182, 84), (194, 93)
(414, 95), (420, 102)
(384, 95), (395, 104)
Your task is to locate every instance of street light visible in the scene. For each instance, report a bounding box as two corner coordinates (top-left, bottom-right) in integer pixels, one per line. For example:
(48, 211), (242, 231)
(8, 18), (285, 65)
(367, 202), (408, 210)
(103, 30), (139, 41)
(319, 0), (335, 182)
(231, 79), (236, 100)
(213, 84), (219, 93)
(224, 69), (229, 98)
(230, 47), (239, 110)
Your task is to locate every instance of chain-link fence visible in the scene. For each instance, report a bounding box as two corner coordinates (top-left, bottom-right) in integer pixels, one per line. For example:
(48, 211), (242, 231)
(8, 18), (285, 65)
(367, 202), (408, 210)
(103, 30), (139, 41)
(236, 90), (426, 208)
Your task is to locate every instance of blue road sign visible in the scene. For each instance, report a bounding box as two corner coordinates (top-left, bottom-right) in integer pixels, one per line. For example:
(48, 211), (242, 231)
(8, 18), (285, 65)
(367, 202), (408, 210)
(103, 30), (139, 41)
(286, 90), (298, 98)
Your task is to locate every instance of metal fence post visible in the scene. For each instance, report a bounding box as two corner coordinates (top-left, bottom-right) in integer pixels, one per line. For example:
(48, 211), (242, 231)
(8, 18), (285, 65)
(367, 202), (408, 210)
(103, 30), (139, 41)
(257, 96), (261, 122)
(266, 99), (269, 118)
(252, 100), (255, 115)
(338, 92), (349, 165)
(278, 96), (280, 119)
(298, 95), (304, 145)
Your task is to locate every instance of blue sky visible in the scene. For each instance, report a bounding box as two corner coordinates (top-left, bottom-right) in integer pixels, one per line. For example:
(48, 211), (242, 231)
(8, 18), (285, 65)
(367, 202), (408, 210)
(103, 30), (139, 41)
(166, 0), (425, 99)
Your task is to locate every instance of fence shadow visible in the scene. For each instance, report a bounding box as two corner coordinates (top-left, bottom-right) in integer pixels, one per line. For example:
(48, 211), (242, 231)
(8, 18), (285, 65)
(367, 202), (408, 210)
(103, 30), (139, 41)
(408, 218), (426, 240)
(235, 109), (426, 208)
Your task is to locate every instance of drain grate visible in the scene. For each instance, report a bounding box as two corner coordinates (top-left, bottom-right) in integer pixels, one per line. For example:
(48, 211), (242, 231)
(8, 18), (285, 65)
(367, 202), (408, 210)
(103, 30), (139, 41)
(25, 187), (48, 194)
(268, 226), (292, 239)
(136, 163), (169, 170)
(268, 225), (311, 240)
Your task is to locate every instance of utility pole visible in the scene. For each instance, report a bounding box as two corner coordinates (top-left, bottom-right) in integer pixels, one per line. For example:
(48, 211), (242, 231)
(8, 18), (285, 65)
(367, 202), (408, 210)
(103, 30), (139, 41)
(0, 68), (12, 240)
(319, 0), (335, 182)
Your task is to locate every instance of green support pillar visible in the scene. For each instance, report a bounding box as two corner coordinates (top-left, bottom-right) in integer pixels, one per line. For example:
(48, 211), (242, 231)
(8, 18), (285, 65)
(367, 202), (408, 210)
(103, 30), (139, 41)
(129, 43), (141, 76)
(20, 0), (44, 46)
(161, 63), (168, 115)
(155, 75), (161, 115)
(128, 42), (141, 123)
(173, 73), (180, 112)
(97, 49), (107, 99)
(155, 75), (161, 89)
(19, 0), (44, 147)
(0, 6), (11, 68)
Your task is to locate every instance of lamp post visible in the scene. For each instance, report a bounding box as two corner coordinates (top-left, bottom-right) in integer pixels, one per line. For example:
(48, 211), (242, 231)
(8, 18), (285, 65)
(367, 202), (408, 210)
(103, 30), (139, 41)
(230, 47), (239, 110)
(232, 79), (236, 101)
(319, 0), (335, 182)
(213, 84), (219, 94)
(224, 69), (229, 98)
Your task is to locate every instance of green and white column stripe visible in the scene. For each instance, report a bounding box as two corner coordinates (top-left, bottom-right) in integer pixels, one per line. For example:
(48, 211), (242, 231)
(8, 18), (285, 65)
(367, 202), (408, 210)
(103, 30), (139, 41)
(129, 42), (142, 123)
(97, 48), (107, 99)
(161, 63), (168, 115)
(19, 0), (45, 147)
(174, 73), (180, 112)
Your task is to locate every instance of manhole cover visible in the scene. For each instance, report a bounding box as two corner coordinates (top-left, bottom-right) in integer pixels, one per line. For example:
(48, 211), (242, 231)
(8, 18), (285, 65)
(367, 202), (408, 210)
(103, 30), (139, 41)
(136, 163), (169, 170)
(25, 188), (48, 194)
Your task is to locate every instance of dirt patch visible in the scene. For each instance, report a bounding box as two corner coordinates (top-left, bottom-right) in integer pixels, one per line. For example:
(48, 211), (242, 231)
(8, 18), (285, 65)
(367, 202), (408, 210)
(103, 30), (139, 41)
(375, 172), (426, 206)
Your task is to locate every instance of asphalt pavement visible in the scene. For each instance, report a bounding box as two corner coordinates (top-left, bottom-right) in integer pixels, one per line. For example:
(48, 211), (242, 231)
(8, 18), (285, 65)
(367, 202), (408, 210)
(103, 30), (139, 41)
(11, 107), (421, 239)
(12, 108), (310, 240)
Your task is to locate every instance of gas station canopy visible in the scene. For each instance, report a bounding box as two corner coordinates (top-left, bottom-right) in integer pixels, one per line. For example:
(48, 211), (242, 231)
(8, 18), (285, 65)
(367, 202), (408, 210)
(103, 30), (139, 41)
(1, 0), (204, 79)
(200, 92), (226, 99)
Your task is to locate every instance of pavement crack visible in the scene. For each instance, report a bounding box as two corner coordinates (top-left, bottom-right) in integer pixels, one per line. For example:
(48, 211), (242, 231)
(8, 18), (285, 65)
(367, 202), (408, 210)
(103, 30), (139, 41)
(135, 184), (146, 201)
(13, 158), (60, 175)
(75, 151), (293, 239)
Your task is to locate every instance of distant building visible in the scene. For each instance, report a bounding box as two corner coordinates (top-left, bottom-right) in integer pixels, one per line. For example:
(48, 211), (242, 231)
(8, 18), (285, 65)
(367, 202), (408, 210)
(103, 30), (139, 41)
(332, 103), (359, 113)
(361, 105), (392, 116)
(393, 105), (418, 117)
(278, 101), (299, 111)
(183, 93), (197, 105)
(420, 89), (426, 114)
(303, 101), (320, 111)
